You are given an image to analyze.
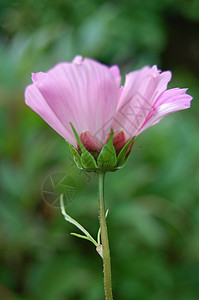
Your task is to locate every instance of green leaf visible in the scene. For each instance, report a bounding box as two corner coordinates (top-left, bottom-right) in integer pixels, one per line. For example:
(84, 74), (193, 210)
(97, 130), (117, 168)
(70, 123), (97, 169)
(60, 195), (97, 246)
(70, 233), (95, 244)
(69, 144), (82, 169)
(116, 136), (135, 167)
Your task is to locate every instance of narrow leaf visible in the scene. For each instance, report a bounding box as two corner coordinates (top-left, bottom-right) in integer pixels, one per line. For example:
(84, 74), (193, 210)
(97, 130), (117, 168)
(71, 233), (96, 244)
(60, 195), (97, 246)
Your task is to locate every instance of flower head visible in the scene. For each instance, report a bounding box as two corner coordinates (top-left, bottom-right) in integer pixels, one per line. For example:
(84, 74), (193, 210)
(25, 56), (192, 170)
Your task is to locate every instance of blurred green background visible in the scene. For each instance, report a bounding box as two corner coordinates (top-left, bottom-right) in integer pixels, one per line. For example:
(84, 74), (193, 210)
(0, 0), (199, 299)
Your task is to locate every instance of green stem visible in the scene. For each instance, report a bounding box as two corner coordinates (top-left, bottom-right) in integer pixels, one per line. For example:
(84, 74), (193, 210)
(98, 172), (113, 300)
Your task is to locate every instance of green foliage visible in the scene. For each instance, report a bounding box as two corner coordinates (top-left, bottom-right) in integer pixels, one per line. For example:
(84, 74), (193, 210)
(0, 1), (199, 300)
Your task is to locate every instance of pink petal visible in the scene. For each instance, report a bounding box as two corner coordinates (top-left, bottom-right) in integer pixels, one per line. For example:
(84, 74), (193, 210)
(25, 57), (121, 147)
(112, 65), (172, 139)
(25, 84), (76, 145)
(137, 88), (193, 135)
(25, 58), (193, 150)
(113, 130), (126, 153)
(32, 72), (46, 83)
(72, 55), (83, 65)
(109, 65), (121, 87)
(79, 131), (102, 152)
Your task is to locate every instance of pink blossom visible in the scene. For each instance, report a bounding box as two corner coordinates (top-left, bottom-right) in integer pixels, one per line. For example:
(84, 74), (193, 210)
(25, 56), (192, 152)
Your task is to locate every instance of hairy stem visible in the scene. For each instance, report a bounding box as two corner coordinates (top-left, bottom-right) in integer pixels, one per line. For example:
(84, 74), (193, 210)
(98, 172), (113, 300)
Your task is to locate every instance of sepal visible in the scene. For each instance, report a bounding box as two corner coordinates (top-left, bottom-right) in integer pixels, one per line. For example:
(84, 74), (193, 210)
(69, 123), (136, 172)
(116, 136), (135, 168)
(97, 130), (117, 168)
(69, 144), (82, 169)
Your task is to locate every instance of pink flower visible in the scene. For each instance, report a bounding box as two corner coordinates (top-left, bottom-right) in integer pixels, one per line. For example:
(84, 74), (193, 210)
(25, 56), (192, 153)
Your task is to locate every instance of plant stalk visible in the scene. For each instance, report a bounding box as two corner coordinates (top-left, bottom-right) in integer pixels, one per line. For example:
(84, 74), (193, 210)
(98, 171), (113, 300)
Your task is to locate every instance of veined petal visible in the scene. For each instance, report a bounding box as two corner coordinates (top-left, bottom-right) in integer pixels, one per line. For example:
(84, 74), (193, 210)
(81, 58), (121, 143)
(25, 57), (193, 154)
(112, 65), (172, 139)
(25, 57), (121, 147)
(137, 88), (193, 135)
(113, 130), (126, 153)
(25, 84), (76, 145)
(79, 131), (102, 152)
